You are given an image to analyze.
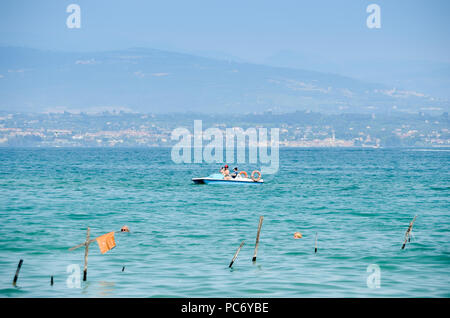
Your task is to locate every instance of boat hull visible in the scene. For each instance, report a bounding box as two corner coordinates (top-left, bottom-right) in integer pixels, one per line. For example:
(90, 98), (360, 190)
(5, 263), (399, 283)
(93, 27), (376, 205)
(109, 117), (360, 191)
(192, 177), (263, 185)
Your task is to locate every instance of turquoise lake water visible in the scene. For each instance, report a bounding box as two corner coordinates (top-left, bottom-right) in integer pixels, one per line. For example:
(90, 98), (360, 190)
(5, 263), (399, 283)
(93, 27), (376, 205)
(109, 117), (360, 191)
(0, 148), (449, 297)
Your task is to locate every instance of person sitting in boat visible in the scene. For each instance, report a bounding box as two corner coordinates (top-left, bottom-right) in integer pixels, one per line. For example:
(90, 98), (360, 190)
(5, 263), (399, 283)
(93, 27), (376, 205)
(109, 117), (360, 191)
(221, 164), (231, 180)
(231, 167), (239, 179)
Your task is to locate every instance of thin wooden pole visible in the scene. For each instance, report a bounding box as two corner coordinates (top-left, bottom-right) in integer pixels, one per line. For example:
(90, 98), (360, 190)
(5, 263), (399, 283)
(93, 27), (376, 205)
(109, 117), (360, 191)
(69, 239), (96, 251)
(252, 216), (264, 262)
(69, 242), (87, 251)
(314, 232), (318, 254)
(402, 216), (417, 250)
(83, 227), (90, 281)
(12, 259), (23, 286)
(229, 241), (245, 268)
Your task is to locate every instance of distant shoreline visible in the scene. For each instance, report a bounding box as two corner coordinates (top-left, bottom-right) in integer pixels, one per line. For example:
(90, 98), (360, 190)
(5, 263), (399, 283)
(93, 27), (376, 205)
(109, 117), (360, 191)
(1, 111), (448, 148)
(1, 146), (449, 149)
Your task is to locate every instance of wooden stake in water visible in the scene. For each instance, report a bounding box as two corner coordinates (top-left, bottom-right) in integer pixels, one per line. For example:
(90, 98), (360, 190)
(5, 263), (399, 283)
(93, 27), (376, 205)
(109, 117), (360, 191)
(229, 241), (245, 268)
(402, 216), (417, 250)
(83, 227), (90, 281)
(12, 259), (23, 286)
(252, 216), (264, 262)
(314, 233), (318, 254)
(69, 227), (96, 281)
(69, 226), (126, 281)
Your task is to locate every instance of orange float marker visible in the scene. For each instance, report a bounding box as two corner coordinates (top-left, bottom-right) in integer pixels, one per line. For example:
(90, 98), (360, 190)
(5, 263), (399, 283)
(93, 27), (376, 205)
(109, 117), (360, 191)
(96, 232), (116, 254)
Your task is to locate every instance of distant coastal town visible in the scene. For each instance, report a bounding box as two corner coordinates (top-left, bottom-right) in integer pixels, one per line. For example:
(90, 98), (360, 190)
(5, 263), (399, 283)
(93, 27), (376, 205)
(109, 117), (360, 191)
(0, 111), (448, 148)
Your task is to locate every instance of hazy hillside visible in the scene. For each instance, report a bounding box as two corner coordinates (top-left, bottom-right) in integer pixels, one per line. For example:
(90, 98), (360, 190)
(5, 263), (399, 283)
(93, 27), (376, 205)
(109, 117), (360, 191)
(0, 47), (447, 114)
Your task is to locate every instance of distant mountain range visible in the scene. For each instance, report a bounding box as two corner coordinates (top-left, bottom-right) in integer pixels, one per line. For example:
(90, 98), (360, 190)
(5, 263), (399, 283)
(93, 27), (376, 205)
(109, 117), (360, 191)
(263, 50), (450, 101)
(0, 47), (448, 114)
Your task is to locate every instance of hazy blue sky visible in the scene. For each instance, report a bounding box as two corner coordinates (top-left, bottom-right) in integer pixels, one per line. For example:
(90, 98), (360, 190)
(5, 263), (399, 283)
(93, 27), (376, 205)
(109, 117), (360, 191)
(1, 0), (449, 63)
(0, 1), (449, 112)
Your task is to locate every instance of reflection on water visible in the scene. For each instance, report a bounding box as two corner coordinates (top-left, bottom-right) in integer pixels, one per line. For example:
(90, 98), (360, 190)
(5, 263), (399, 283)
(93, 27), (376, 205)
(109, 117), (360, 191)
(81, 281), (91, 296)
(97, 281), (116, 297)
(81, 281), (116, 297)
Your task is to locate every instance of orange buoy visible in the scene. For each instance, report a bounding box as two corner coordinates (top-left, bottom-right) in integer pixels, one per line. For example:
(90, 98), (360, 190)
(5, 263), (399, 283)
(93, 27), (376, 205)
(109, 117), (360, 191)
(239, 171), (248, 178)
(251, 170), (261, 182)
